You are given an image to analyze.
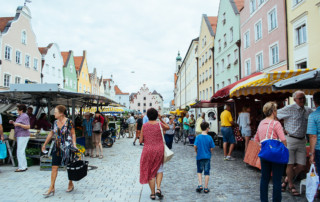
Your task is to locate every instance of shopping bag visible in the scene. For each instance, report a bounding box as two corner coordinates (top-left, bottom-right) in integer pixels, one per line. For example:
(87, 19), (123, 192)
(306, 164), (319, 202)
(9, 129), (15, 141)
(159, 123), (174, 163)
(0, 141), (7, 159)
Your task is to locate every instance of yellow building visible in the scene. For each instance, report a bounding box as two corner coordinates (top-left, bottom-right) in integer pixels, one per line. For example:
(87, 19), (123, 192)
(198, 14), (217, 101)
(74, 50), (91, 94)
(287, 0), (320, 70)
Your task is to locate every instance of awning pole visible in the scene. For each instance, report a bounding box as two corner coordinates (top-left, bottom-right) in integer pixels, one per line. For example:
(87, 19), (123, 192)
(47, 99), (51, 123)
(72, 99), (75, 124)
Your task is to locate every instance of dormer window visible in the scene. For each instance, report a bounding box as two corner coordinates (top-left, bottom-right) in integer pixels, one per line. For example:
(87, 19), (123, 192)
(21, 31), (27, 44)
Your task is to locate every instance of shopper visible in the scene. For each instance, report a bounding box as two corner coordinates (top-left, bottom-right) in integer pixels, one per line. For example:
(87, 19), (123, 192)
(164, 116), (175, 149)
(139, 108), (169, 200)
(195, 113), (205, 136)
(220, 104), (236, 161)
(9, 104), (30, 172)
(308, 92), (320, 182)
(82, 112), (94, 157)
(277, 90), (313, 195)
(255, 102), (287, 202)
(127, 113), (136, 138)
(133, 115), (143, 146)
(194, 122), (215, 193)
(35, 113), (52, 131)
(93, 111), (104, 159)
(42, 105), (77, 197)
(27, 107), (36, 129)
(0, 114), (4, 141)
(237, 106), (251, 154)
(189, 114), (196, 136)
(183, 113), (190, 142)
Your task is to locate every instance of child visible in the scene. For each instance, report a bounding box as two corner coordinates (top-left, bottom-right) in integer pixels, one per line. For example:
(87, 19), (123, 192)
(194, 122), (215, 193)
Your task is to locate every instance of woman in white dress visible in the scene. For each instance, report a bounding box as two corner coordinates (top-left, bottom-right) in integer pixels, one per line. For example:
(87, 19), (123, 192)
(237, 106), (251, 154)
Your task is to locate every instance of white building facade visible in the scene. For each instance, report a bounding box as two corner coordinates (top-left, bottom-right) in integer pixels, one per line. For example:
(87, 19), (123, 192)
(0, 6), (41, 90)
(39, 43), (64, 86)
(114, 85), (129, 108)
(130, 84), (164, 114)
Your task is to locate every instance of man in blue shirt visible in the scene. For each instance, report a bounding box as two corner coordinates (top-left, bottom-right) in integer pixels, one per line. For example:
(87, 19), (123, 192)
(82, 112), (94, 157)
(194, 122), (215, 193)
(143, 113), (149, 124)
(308, 92), (320, 181)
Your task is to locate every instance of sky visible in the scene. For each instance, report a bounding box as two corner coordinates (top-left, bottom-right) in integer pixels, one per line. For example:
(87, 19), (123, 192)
(1, 0), (219, 107)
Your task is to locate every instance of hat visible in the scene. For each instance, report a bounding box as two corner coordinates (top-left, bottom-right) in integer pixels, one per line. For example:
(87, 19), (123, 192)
(84, 112), (90, 116)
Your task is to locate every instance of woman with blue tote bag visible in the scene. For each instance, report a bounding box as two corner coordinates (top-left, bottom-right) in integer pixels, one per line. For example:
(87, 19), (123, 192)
(254, 102), (288, 202)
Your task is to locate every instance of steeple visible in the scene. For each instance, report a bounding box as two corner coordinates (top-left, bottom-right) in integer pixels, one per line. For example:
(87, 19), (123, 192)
(175, 51), (182, 73)
(176, 51), (182, 61)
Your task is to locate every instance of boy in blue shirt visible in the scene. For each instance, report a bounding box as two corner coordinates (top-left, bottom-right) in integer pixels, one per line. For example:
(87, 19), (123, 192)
(194, 122), (215, 193)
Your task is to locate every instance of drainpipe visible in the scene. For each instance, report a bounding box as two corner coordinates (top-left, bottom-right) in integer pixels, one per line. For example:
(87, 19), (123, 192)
(236, 40), (241, 79)
(285, 0), (289, 71)
(211, 47), (215, 94)
(196, 57), (199, 118)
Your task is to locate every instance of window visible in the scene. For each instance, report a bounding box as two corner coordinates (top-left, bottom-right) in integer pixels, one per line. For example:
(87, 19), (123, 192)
(221, 59), (224, 73)
(218, 40), (221, 52)
(255, 21), (262, 41)
(204, 35), (207, 46)
(230, 27), (233, 42)
(222, 81), (225, 88)
(295, 24), (307, 45)
(83, 85), (86, 92)
(235, 75), (239, 82)
(70, 65), (73, 72)
(4, 74), (10, 87)
(86, 74), (88, 81)
(200, 92), (202, 100)
(228, 79), (231, 85)
(199, 74), (201, 82)
(74, 81), (76, 88)
(25, 55), (30, 67)
(205, 70), (208, 80)
(138, 103), (141, 106)
(5, 46), (12, 60)
(202, 90), (205, 100)
(223, 13), (226, 24)
(209, 51), (212, 59)
(210, 87), (212, 97)
(244, 31), (250, 48)
(234, 49), (238, 61)
(216, 63), (219, 75)
(293, 0), (303, 6)
(296, 60), (307, 69)
(21, 31), (27, 44)
(227, 54), (231, 66)
(206, 89), (208, 100)
(209, 67), (212, 77)
(82, 72), (84, 78)
(143, 103), (146, 106)
(224, 34), (227, 47)
(149, 103), (152, 106)
(58, 69), (61, 78)
(202, 55), (204, 65)
(256, 53), (263, 71)
(16, 51), (21, 64)
(268, 8), (277, 31)
(217, 84), (220, 91)
(245, 59), (251, 76)
(144, 97), (146, 100)
(15, 77), (21, 84)
(70, 79), (72, 86)
(66, 78), (69, 86)
(199, 58), (202, 67)
(202, 72), (204, 82)
(79, 84), (82, 92)
(52, 67), (55, 76)
(258, 0), (265, 6)
(205, 52), (207, 61)
(33, 58), (38, 70)
(250, 0), (256, 14)
(270, 44), (279, 65)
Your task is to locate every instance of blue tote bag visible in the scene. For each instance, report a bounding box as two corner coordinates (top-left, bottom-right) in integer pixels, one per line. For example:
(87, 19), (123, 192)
(258, 120), (289, 164)
(0, 140), (7, 159)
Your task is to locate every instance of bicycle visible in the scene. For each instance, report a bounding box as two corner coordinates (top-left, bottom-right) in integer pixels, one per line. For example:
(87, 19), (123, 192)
(118, 126), (127, 139)
(102, 130), (114, 148)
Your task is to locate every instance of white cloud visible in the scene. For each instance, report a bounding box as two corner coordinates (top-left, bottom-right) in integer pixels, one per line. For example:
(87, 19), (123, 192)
(1, 0), (219, 106)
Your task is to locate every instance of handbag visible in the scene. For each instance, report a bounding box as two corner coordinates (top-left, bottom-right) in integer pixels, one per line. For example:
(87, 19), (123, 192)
(258, 120), (289, 164)
(9, 129), (16, 141)
(0, 140), (7, 159)
(67, 160), (89, 181)
(306, 164), (319, 202)
(159, 123), (174, 164)
(93, 122), (102, 133)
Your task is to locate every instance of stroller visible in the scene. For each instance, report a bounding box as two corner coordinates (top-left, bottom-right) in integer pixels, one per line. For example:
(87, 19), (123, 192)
(102, 129), (114, 148)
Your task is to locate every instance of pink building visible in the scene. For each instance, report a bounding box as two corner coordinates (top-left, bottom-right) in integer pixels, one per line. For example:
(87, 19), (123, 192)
(240, 0), (287, 77)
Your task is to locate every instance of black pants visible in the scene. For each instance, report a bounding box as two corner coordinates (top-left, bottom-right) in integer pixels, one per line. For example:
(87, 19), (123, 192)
(164, 134), (174, 149)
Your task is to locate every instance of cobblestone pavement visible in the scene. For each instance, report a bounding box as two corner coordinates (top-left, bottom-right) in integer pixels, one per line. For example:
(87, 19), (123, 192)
(0, 137), (314, 201)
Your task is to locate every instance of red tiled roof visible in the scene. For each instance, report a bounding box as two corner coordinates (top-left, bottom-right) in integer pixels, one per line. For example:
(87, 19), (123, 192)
(0, 17), (14, 32)
(61, 51), (69, 66)
(208, 16), (218, 34)
(171, 100), (174, 106)
(38, 47), (48, 55)
(114, 85), (129, 95)
(234, 0), (245, 12)
(74, 56), (83, 71)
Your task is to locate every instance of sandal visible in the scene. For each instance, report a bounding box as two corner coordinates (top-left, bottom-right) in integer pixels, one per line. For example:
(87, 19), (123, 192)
(281, 179), (288, 192)
(99, 155), (103, 159)
(204, 188), (210, 193)
(156, 189), (164, 198)
(196, 185), (203, 192)
(288, 186), (300, 196)
(150, 194), (156, 200)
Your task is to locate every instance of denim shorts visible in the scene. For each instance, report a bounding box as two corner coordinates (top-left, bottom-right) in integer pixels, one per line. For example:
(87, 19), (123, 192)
(221, 127), (236, 144)
(197, 159), (211, 175)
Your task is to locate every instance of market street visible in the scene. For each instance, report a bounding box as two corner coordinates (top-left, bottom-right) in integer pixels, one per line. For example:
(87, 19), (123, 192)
(0, 137), (313, 201)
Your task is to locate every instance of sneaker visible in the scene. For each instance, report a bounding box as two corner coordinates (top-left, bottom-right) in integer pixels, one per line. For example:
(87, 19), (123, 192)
(224, 156), (227, 161)
(226, 156), (235, 161)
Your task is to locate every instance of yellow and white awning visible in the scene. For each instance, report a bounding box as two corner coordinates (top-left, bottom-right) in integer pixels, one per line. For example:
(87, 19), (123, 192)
(230, 69), (317, 98)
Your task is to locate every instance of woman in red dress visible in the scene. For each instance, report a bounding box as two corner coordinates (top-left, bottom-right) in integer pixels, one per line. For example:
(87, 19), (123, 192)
(140, 108), (169, 200)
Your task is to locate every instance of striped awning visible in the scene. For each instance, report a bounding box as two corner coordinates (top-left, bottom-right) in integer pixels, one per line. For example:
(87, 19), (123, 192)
(229, 69), (317, 98)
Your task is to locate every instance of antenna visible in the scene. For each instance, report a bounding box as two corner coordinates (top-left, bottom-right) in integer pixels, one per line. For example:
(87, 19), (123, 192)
(24, 0), (32, 6)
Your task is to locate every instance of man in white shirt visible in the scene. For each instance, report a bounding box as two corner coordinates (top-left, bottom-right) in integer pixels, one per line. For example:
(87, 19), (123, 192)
(126, 113), (136, 138)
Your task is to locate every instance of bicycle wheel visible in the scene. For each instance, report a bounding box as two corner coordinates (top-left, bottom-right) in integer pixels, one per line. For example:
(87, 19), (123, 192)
(174, 131), (179, 143)
(103, 137), (113, 148)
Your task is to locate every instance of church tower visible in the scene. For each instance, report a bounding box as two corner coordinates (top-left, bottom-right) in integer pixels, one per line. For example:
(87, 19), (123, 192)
(175, 51), (182, 73)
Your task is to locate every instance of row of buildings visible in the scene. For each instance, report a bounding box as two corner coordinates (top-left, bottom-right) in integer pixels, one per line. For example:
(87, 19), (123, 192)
(0, 5), (130, 108)
(173, 0), (320, 112)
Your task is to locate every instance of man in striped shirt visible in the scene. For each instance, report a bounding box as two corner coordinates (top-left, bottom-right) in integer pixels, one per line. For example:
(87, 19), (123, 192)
(277, 91), (313, 195)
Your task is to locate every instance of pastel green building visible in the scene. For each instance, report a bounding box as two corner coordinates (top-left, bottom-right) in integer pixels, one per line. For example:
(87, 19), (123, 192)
(61, 50), (77, 92)
(214, 0), (244, 93)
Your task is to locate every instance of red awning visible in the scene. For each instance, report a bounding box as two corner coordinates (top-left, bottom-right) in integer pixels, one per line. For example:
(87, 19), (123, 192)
(210, 72), (263, 103)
